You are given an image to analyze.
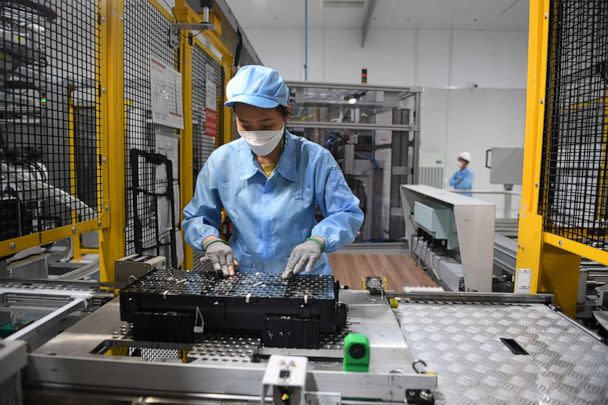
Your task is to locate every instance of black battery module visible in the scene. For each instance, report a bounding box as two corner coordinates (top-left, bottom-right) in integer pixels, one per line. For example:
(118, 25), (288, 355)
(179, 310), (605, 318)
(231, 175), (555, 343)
(120, 270), (347, 348)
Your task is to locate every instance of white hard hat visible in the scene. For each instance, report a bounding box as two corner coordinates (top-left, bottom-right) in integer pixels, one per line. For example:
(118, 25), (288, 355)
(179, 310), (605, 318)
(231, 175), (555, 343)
(458, 152), (471, 162)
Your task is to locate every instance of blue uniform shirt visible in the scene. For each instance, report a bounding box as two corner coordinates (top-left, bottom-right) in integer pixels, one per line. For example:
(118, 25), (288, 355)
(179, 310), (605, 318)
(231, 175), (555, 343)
(183, 131), (364, 275)
(449, 167), (474, 196)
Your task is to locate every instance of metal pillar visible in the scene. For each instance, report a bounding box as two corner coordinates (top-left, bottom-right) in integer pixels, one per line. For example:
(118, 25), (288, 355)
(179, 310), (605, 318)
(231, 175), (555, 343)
(99, 0), (126, 281)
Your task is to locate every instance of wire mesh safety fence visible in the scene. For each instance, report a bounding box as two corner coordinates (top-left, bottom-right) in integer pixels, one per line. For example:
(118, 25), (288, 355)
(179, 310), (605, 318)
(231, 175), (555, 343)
(192, 44), (223, 271)
(0, 0), (101, 242)
(124, 0), (182, 266)
(539, 0), (608, 251)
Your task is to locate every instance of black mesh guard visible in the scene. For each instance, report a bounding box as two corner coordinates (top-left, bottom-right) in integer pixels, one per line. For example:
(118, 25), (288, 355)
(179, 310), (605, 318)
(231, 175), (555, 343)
(540, 0), (608, 250)
(0, 0), (101, 241)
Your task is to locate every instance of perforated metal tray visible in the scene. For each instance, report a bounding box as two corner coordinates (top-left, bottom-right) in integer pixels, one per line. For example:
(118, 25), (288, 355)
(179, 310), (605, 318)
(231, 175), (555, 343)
(123, 270), (336, 300)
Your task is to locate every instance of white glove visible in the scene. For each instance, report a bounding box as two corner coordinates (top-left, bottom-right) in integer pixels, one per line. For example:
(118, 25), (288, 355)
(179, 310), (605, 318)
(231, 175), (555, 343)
(203, 238), (236, 277)
(281, 238), (324, 279)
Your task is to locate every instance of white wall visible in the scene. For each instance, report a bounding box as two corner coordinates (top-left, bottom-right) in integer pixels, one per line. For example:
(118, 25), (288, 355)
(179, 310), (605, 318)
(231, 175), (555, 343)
(421, 88), (526, 217)
(244, 27), (528, 217)
(247, 28), (528, 89)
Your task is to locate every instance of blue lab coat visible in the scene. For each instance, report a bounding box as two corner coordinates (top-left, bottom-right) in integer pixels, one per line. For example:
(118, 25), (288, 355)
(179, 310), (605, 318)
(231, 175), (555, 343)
(449, 167), (474, 197)
(183, 131), (364, 275)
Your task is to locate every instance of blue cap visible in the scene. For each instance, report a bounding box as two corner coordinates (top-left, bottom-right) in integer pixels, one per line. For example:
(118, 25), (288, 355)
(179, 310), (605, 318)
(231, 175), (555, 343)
(225, 65), (289, 108)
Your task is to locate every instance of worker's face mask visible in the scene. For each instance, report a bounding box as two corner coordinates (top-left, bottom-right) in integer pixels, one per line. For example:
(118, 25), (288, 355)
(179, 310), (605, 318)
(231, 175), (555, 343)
(238, 125), (284, 156)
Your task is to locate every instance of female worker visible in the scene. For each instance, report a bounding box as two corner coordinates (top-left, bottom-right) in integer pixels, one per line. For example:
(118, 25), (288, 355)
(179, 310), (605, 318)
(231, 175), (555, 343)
(182, 65), (364, 279)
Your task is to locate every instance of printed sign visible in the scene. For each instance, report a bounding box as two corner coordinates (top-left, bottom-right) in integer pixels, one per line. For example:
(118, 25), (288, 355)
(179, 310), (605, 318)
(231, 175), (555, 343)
(150, 56), (184, 129)
(205, 107), (217, 137)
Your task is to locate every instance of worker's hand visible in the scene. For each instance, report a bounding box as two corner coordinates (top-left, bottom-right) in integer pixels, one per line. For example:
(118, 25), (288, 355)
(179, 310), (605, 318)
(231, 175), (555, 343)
(281, 238), (324, 279)
(202, 237), (236, 277)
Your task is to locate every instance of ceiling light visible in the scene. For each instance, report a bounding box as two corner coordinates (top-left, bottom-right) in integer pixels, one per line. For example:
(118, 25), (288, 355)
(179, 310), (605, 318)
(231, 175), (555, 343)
(322, 0), (365, 8)
(348, 97), (357, 104)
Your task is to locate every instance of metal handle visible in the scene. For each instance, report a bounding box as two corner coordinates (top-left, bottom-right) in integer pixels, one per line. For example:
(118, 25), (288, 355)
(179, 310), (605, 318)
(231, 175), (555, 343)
(412, 359), (428, 374)
(485, 149), (492, 169)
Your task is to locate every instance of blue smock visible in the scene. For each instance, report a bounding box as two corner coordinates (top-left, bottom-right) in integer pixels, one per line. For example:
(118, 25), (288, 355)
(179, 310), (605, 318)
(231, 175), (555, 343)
(449, 167), (474, 197)
(182, 131), (364, 275)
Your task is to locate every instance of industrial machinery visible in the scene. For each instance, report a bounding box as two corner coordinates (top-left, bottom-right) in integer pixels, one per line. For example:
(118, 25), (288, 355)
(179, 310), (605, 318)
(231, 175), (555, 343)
(0, 340), (27, 405)
(0, 0), (261, 280)
(0, 0), (109, 282)
(1, 1), (607, 404)
(485, 146), (523, 227)
(0, 1), (97, 236)
(114, 254), (166, 282)
(0, 278), (113, 349)
(485, 147), (523, 190)
(119, 271), (347, 348)
(20, 281), (440, 404)
(594, 283), (608, 338)
(0, 275), (606, 404)
(516, 0), (608, 318)
(261, 355), (309, 405)
(470, 147), (607, 300)
(401, 185), (495, 292)
(481, 147), (524, 290)
(287, 82), (421, 242)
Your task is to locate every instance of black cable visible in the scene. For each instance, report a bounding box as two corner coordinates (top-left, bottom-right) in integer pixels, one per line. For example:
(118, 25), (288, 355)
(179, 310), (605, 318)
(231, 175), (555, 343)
(162, 0), (184, 42)
(234, 28), (243, 68)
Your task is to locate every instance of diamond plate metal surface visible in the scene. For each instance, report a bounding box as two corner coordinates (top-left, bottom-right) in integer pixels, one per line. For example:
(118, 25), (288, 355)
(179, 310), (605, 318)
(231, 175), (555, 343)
(397, 303), (608, 405)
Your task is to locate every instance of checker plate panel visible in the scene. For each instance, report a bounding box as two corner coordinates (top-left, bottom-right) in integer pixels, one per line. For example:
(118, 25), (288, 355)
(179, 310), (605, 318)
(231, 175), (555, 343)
(397, 303), (608, 404)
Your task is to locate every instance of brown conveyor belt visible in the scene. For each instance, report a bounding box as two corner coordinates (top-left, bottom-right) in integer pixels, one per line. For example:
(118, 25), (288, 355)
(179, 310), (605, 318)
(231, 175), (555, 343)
(329, 253), (437, 291)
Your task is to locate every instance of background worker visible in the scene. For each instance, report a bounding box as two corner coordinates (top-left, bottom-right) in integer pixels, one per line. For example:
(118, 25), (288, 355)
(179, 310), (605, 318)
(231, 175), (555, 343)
(449, 152), (474, 197)
(182, 65), (364, 279)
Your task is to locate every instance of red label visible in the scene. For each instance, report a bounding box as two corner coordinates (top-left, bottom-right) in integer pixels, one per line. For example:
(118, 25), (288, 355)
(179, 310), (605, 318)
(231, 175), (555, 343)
(205, 108), (217, 138)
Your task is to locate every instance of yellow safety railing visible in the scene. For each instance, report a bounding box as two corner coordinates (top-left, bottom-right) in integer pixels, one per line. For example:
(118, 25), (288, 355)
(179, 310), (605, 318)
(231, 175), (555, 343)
(516, 0), (608, 317)
(180, 30), (194, 270)
(0, 1), (110, 258)
(1, 0), (238, 282)
(174, 0), (234, 271)
(98, 0), (126, 281)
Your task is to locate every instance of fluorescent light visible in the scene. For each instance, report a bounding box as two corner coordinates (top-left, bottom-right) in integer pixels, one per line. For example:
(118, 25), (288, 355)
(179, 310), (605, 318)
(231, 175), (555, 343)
(322, 0), (365, 8)
(348, 97), (357, 104)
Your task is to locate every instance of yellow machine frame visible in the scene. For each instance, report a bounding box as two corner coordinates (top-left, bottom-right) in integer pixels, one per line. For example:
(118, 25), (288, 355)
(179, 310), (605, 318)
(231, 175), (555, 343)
(173, 0), (235, 271)
(516, 0), (608, 317)
(0, 0), (237, 281)
(0, 1), (111, 259)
